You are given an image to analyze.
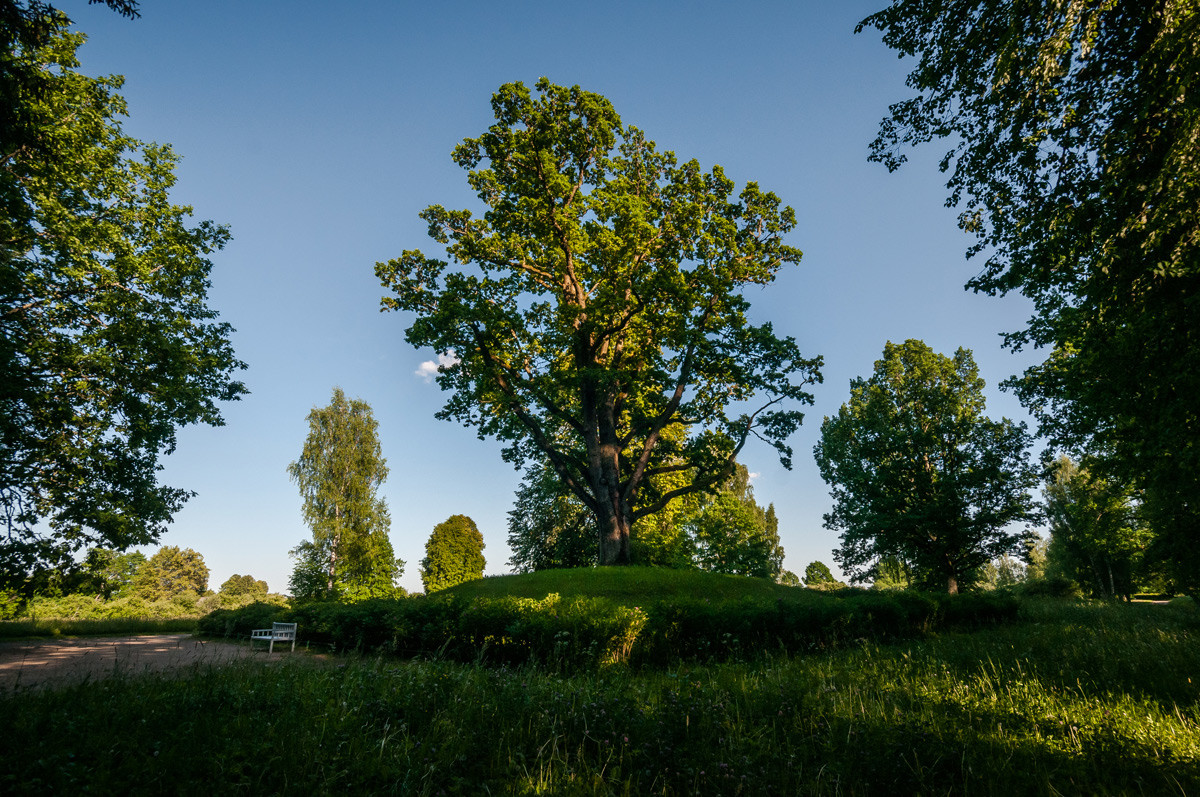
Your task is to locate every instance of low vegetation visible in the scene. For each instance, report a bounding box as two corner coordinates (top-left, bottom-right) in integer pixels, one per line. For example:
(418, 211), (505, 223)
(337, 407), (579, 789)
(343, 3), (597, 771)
(197, 569), (1019, 668)
(2, 597), (1197, 794)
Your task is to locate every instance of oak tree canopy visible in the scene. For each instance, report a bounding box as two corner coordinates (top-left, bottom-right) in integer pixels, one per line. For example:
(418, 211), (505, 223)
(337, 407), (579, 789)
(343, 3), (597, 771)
(377, 79), (820, 565)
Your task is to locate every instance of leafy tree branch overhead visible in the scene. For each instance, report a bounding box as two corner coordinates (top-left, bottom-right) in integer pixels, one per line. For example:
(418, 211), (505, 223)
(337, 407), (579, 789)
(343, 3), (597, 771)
(377, 78), (821, 566)
(0, 15), (246, 586)
(859, 0), (1200, 594)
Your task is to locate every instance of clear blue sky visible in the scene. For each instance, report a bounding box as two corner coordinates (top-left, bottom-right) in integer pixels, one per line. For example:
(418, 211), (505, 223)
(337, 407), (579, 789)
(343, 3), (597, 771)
(58, 0), (1043, 594)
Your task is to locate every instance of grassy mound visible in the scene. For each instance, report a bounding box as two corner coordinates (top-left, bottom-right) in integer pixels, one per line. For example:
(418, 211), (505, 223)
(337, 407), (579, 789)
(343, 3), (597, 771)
(436, 566), (803, 605)
(201, 569), (1019, 668)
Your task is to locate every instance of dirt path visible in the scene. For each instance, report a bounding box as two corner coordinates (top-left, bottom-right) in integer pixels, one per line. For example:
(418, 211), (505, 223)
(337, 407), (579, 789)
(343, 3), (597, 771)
(0, 634), (295, 692)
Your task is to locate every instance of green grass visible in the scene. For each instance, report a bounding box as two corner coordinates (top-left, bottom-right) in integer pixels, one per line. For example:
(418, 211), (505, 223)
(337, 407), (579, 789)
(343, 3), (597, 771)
(2, 598), (1197, 794)
(439, 566), (812, 604)
(0, 616), (199, 640)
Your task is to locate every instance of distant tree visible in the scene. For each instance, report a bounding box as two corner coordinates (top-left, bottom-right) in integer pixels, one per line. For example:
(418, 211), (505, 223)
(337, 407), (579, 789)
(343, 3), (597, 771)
(506, 459), (594, 573)
(1024, 536), (1048, 582)
(421, 515), (486, 593)
(219, 574), (268, 597)
(977, 555), (1026, 591)
(0, 18), (246, 591)
(287, 388), (402, 601)
(1043, 455), (1149, 601)
(815, 340), (1039, 593)
(776, 569), (801, 587)
(803, 561), (836, 589)
(132, 546), (208, 600)
(377, 78), (821, 566)
(686, 466), (785, 580)
(859, 0), (1200, 596)
(872, 555), (914, 591)
(77, 548), (145, 599)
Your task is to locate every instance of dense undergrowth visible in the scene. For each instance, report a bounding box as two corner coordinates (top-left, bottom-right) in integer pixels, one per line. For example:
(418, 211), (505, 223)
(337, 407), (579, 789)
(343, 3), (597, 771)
(2, 598), (1197, 795)
(197, 568), (1019, 667)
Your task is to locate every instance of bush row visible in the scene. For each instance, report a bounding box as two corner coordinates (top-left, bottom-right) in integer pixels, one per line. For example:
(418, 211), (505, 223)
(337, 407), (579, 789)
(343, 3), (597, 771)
(10, 590), (289, 621)
(199, 589), (1019, 668)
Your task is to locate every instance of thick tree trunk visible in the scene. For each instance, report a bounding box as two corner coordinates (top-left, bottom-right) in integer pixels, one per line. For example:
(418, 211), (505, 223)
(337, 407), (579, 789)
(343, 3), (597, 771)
(594, 458), (632, 565)
(597, 503), (632, 565)
(946, 575), (958, 595)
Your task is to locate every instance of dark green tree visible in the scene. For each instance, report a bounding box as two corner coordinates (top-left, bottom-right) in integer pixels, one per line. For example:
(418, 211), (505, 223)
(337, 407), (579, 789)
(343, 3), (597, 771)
(219, 573), (268, 597)
(1043, 455), (1149, 600)
(815, 340), (1039, 594)
(859, 0), (1200, 594)
(287, 388), (402, 601)
(0, 20), (246, 588)
(506, 459), (594, 573)
(421, 514), (485, 593)
(131, 546), (208, 600)
(803, 560), (836, 589)
(75, 547), (145, 599)
(377, 79), (821, 566)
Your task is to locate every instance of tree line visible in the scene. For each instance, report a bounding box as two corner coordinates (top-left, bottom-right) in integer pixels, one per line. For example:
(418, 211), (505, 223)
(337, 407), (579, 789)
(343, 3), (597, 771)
(2, 1), (1195, 600)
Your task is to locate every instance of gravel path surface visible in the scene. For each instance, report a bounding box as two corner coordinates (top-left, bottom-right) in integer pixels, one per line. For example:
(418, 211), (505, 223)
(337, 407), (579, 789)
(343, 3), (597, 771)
(0, 634), (291, 691)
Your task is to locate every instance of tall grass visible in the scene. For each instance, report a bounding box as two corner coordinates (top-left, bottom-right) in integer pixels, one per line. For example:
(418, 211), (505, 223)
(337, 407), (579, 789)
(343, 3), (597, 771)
(0, 616), (198, 640)
(2, 598), (1197, 794)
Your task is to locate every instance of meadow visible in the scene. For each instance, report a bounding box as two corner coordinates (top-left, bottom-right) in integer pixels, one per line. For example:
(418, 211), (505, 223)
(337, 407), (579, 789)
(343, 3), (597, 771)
(0, 582), (1197, 794)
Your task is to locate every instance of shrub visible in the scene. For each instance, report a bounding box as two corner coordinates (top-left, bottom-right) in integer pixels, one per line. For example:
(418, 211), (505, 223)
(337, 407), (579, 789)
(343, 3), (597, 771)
(196, 588), (1023, 669)
(196, 601), (289, 638)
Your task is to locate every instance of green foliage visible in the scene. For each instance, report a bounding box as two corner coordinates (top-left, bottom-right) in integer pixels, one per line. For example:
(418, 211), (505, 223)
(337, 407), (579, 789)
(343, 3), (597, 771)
(506, 459), (594, 572)
(377, 78), (821, 565)
(803, 560), (836, 588)
(195, 599), (289, 639)
(686, 493), (778, 578)
(1043, 455), (1151, 600)
(0, 21), (246, 588)
(815, 340), (1039, 593)
(17, 592), (202, 622)
(203, 571), (1018, 670)
(420, 514), (485, 593)
(130, 546), (208, 601)
(859, 1), (1200, 596)
(682, 464), (785, 579)
(287, 388), (402, 601)
(775, 569), (800, 587)
(443, 566), (799, 604)
(6, 598), (1199, 794)
(218, 574), (268, 597)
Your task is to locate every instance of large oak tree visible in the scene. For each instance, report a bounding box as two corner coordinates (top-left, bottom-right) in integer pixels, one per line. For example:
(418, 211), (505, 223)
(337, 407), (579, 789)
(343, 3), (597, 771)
(377, 79), (820, 565)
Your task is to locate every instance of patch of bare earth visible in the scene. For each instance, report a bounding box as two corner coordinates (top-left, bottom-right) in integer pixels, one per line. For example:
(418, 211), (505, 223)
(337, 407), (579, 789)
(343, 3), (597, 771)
(0, 634), (312, 691)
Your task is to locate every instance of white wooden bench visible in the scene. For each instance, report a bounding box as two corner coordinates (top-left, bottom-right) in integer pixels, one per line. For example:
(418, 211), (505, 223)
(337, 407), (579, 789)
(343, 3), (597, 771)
(250, 622), (297, 654)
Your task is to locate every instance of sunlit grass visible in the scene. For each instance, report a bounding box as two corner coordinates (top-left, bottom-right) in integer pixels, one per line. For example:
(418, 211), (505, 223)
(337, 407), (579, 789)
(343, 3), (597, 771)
(0, 616), (199, 640)
(437, 566), (809, 604)
(1, 598), (1197, 794)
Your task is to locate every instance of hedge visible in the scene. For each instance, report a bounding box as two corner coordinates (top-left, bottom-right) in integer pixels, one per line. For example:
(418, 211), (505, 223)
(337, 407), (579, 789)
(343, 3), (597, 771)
(198, 590), (1019, 669)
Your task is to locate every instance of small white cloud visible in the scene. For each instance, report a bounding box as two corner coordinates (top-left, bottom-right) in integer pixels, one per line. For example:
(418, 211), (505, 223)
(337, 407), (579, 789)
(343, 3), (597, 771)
(748, 472), (761, 482)
(415, 350), (460, 383)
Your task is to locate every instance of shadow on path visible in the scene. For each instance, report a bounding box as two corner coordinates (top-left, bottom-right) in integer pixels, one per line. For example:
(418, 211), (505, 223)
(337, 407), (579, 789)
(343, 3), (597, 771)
(0, 634), (293, 691)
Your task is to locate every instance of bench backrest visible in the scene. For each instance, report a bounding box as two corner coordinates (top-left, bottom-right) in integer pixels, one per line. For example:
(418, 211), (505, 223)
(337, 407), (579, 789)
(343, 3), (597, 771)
(272, 622), (297, 639)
